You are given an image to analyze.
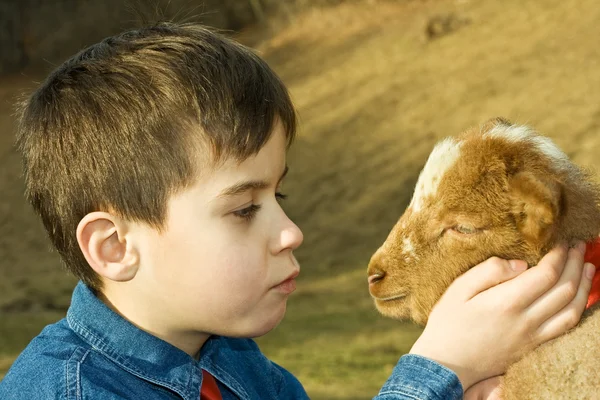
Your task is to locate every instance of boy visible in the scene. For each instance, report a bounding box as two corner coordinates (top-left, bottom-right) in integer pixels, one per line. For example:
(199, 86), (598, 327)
(0, 23), (593, 399)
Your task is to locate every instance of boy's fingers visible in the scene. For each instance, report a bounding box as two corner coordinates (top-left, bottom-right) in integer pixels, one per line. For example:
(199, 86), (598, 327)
(525, 247), (587, 325)
(499, 244), (572, 309)
(464, 376), (502, 400)
(447, 257), (527, 302)
(532, 263), (594, 344)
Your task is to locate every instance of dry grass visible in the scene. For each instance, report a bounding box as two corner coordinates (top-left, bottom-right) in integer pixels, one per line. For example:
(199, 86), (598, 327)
(2, 0), (600, 398)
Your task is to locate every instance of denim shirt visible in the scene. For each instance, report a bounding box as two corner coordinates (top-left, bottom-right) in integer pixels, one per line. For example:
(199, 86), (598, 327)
(0, 282), (463, 399)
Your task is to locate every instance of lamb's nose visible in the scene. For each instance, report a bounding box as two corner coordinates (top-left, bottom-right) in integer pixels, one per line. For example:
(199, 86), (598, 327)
(368, 269), (386, 285)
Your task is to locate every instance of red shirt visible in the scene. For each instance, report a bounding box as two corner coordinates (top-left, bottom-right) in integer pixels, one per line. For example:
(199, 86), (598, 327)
(585, 238), (600, 309)
(201, 370), (222, 400)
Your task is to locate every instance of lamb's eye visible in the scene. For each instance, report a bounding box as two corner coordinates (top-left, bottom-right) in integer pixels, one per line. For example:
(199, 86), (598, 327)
(453, 225), (478, 234)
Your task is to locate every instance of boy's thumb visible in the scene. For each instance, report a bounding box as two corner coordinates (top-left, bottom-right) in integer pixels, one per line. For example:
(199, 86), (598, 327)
(448, 257), (527, 302)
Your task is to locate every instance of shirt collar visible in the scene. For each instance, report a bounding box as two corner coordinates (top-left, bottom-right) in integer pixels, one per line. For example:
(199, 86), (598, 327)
(66, 281), (201, 399)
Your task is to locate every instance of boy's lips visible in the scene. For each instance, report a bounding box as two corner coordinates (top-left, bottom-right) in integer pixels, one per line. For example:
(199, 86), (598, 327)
(273, 270), (299, 294)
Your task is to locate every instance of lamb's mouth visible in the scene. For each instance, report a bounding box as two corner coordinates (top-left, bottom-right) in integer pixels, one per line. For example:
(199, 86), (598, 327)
(373, 293), (407, 302)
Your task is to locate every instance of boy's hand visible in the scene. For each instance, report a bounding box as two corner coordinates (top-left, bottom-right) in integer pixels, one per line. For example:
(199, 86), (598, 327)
(464, 376), (502, 400)
(409, 242), (594, 391)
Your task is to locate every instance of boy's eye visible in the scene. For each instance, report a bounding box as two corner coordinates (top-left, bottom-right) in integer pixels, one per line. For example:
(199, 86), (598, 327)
(232, 193), (287, 222)
(233, 204), (261, 221)
(275, 192), (287, 202)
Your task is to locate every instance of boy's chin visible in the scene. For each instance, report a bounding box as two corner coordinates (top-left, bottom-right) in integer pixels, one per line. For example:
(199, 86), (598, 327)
(243, 303), (288, 338)
(216, 299), (289, 339)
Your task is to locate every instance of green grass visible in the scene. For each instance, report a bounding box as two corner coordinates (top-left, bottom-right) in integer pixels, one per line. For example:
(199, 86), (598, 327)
(0, 312), (67, 354)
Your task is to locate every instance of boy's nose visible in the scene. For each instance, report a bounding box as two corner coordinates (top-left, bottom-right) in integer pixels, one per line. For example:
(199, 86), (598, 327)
(275, 216), (304, 253)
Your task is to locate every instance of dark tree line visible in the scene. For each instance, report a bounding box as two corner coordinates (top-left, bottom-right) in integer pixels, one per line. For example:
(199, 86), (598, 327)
(0, 0), (299, 73)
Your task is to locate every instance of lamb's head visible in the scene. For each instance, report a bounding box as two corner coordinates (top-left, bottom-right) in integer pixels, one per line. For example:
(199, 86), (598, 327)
(367, 118), (600, 325)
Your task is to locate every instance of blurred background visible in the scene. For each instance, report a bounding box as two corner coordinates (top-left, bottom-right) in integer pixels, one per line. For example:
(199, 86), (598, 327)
(1, 0), (600, 398)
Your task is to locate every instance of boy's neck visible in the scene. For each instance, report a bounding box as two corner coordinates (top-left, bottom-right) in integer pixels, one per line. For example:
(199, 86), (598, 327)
(98, 287), (210, 358)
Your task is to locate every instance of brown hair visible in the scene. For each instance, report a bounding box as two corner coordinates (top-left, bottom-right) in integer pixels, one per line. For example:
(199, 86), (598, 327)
(16, 22), (297, 290)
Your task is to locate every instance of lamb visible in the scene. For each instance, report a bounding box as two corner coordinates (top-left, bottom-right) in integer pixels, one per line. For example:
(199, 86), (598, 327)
(367, 117), (600, 399)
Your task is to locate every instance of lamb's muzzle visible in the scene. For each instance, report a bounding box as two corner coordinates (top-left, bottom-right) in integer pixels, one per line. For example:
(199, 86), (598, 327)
(367, 269), (385, 285)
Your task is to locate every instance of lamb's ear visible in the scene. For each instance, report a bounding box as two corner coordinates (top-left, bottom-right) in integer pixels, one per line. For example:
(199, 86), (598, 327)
(508, 171), (562, 246)
(488, 117), (513, 127)
(479, 117), (513, 134)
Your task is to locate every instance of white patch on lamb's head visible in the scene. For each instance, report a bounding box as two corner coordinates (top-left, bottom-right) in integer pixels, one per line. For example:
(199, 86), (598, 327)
(410, 138), (462, 212)
(486, 124), (532, 142)
(402, 237), (415, 255)
(486, 124), (569, 169)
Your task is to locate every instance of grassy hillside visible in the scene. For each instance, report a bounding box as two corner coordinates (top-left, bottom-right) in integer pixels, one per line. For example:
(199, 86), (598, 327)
(255, 0), (600, 397)
(2, 0), (600, 398)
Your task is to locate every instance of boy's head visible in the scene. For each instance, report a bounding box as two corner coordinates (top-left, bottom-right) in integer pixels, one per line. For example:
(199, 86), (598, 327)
(17, 23), (304, 345)
(17, 22), (297, 289)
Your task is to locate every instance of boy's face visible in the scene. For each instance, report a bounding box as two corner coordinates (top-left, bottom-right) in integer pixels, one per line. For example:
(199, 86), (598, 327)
(130, 121), (303, 340)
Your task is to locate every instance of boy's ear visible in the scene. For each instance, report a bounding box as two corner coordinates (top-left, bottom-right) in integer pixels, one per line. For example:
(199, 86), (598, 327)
(76, 212), (140, 282)
(508, 171), (562, 247)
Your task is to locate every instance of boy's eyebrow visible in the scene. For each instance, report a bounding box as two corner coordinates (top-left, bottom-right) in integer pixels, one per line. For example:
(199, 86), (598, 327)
(218, 166), (289, 198)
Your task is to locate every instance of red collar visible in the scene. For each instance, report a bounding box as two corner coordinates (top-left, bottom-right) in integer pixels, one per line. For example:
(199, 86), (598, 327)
(584, 238), (600, 309)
